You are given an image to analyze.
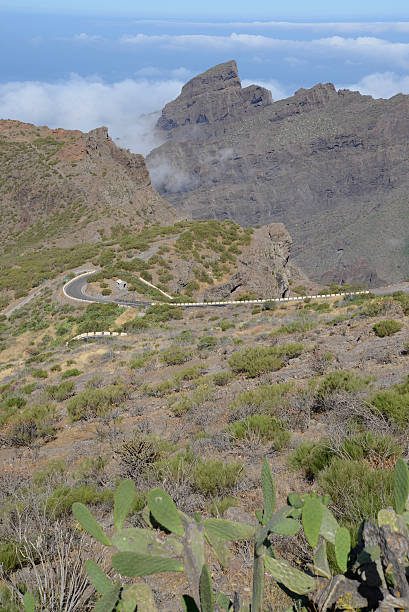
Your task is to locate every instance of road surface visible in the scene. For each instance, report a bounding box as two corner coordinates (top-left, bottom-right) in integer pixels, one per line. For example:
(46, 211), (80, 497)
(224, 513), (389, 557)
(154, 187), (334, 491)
(63, 271), (409, 310)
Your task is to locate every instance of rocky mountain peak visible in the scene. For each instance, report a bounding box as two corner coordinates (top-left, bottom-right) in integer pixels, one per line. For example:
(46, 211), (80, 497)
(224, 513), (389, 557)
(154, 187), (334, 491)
(156, 60), (272, 136)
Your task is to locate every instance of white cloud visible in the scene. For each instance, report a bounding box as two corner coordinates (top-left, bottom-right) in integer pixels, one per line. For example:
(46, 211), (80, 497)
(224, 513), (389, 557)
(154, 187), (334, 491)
(72, 33), (101, 42)
(121, 33), (409, 68)
(130, 19), (409, 34)
(0, 75), (184, 155)
(341, 71), (409, 98)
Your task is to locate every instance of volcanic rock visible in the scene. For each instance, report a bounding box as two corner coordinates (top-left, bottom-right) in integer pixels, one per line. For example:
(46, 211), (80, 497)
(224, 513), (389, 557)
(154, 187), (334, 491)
(148, 63), (409, 286)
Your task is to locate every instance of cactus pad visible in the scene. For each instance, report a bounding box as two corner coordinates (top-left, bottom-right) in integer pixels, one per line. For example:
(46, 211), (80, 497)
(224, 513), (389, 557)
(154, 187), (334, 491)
(264, 556), (317, 595)
(147, 488), (184, 537)
(112, 551), (183, 576)
(72, 502), (111, 546)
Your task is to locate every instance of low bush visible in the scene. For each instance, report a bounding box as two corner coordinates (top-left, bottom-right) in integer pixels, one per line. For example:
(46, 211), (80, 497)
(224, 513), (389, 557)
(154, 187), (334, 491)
(169, 394), (194, 416)
(61, 368), (82, 379)
(66, 383), (128, 421)
(316, 370), (373, 398)
(228, 344), (303, 378)
(145, 304), (183, 323)
(218, 319), (235, 331)
(31, 368), (48, 379)
(1, 402), (58, 446)
(208, 496), (238, 517)
(161, 347), (192, 366)
(46, 380), (75, 401)
(193, 458), (243, 495)
(46, 484), (113, 517)
(230, 382), (294, 418)
(373, 319), (403, 337)
(121, 314), (150, 332)
(290, 432), (402, 479)
(129, 351), (155, 369)
(197, 335), (217, 350)
(318, 458), (394, 524)
(370, 378), (409, 429)
(228, 414), (290, 449)
(212, 371), (234, 386)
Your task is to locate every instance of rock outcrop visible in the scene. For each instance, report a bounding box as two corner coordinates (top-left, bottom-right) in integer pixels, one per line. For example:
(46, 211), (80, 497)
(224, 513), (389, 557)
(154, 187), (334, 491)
(148, 62), (409, 286)
(203, 223), (292, 300)
(0, 120), (178, 248)
(157, 60), (272, 138)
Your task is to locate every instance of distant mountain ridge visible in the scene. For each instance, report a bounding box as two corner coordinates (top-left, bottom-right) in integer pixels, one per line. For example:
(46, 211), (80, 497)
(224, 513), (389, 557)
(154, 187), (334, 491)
(147, 60), (409, 286)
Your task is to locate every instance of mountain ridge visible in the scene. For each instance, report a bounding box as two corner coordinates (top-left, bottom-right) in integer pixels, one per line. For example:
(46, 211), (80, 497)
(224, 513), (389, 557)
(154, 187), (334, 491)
(147, 60), (409, 286)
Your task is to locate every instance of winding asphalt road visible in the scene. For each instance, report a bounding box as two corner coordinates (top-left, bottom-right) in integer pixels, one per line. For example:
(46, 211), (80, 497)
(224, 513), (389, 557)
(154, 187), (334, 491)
(63, 270), (409, 310)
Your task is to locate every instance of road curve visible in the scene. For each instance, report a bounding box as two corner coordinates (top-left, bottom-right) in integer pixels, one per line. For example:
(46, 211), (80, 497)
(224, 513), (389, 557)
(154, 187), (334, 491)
(63, 270), (409, 310)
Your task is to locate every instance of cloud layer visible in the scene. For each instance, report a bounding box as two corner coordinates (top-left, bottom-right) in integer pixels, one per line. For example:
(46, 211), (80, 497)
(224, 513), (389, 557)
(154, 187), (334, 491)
(1, 71), (409, 156)
(0, 75), (184, 155)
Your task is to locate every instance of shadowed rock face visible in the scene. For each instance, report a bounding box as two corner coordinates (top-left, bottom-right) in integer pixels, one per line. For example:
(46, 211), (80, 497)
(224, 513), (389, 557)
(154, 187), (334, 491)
(157, 60), (272, 137)
(148, 62), (409, 286)
(203, 223), (292, 300)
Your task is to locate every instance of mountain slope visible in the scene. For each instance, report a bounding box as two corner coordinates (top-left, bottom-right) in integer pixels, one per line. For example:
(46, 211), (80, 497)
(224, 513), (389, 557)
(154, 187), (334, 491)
(147, 61), (409, 286)
(0, 120), (177, 250)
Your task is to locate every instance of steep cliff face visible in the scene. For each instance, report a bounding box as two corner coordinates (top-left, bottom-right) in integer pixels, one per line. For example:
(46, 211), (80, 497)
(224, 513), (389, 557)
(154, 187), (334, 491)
(148, 63), (409, 286)
(0, 121), (177, 249)
(203, 223), (292, 300)
(157, 60), (272, 138)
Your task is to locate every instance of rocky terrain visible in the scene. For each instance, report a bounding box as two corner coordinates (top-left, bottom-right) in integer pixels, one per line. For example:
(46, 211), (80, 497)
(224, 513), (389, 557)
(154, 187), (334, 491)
(0, 282), (408, 610)
(0, 120), (177, 248)
(147, 60), (409, 286)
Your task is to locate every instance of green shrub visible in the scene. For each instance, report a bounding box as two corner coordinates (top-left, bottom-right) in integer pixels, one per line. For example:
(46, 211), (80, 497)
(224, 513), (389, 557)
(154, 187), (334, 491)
(316, 370), (372, 398)
(173, 365), (203, 382)
(121, 316), (149, 331)
(228, 344), (302, 378)
(21, 383), (36, 395)
(168, 394), (194, 416)
(76, 302), (124, 334)
(2, 402), (58, 445)
(276, 316), (316, 334)
(31, 368), (48, 379)
(208, 496), (238, 517)
(289, 432), (401, 479)
(145, 304), (183, 323)
(4, 396), (26, 409)
(218, 319), (235, 332)
(46, 380), (75, 401)
(161, 347), (191, 366)
(370, 385), (409, 430)
(66, 383), (128, 421)
(101, 288), (112, 296)
(228, 414), (290, 449)
(228, 347), (283, 378)
(0, 541), (23, 572)
(197, 335), (217, 350)
(230, 382), (294, 416)
(373, 319), (403, 337)
(318, 458), (394, 524)
(61, 368), (82, 379)
(212, 371), (234, 386)
(288, 440), (334, 478)
(129, 351), (155, 369)
(46, 484), (113, 517)
(33, 458), (66, 485)
(193, 458), (243, 495)
(262, 301), (277, 311)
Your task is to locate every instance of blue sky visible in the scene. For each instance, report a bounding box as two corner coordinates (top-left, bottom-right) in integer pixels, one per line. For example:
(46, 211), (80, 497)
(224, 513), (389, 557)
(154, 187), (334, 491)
(2, 0), (409, 18)
(2, 2), (409, 153)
